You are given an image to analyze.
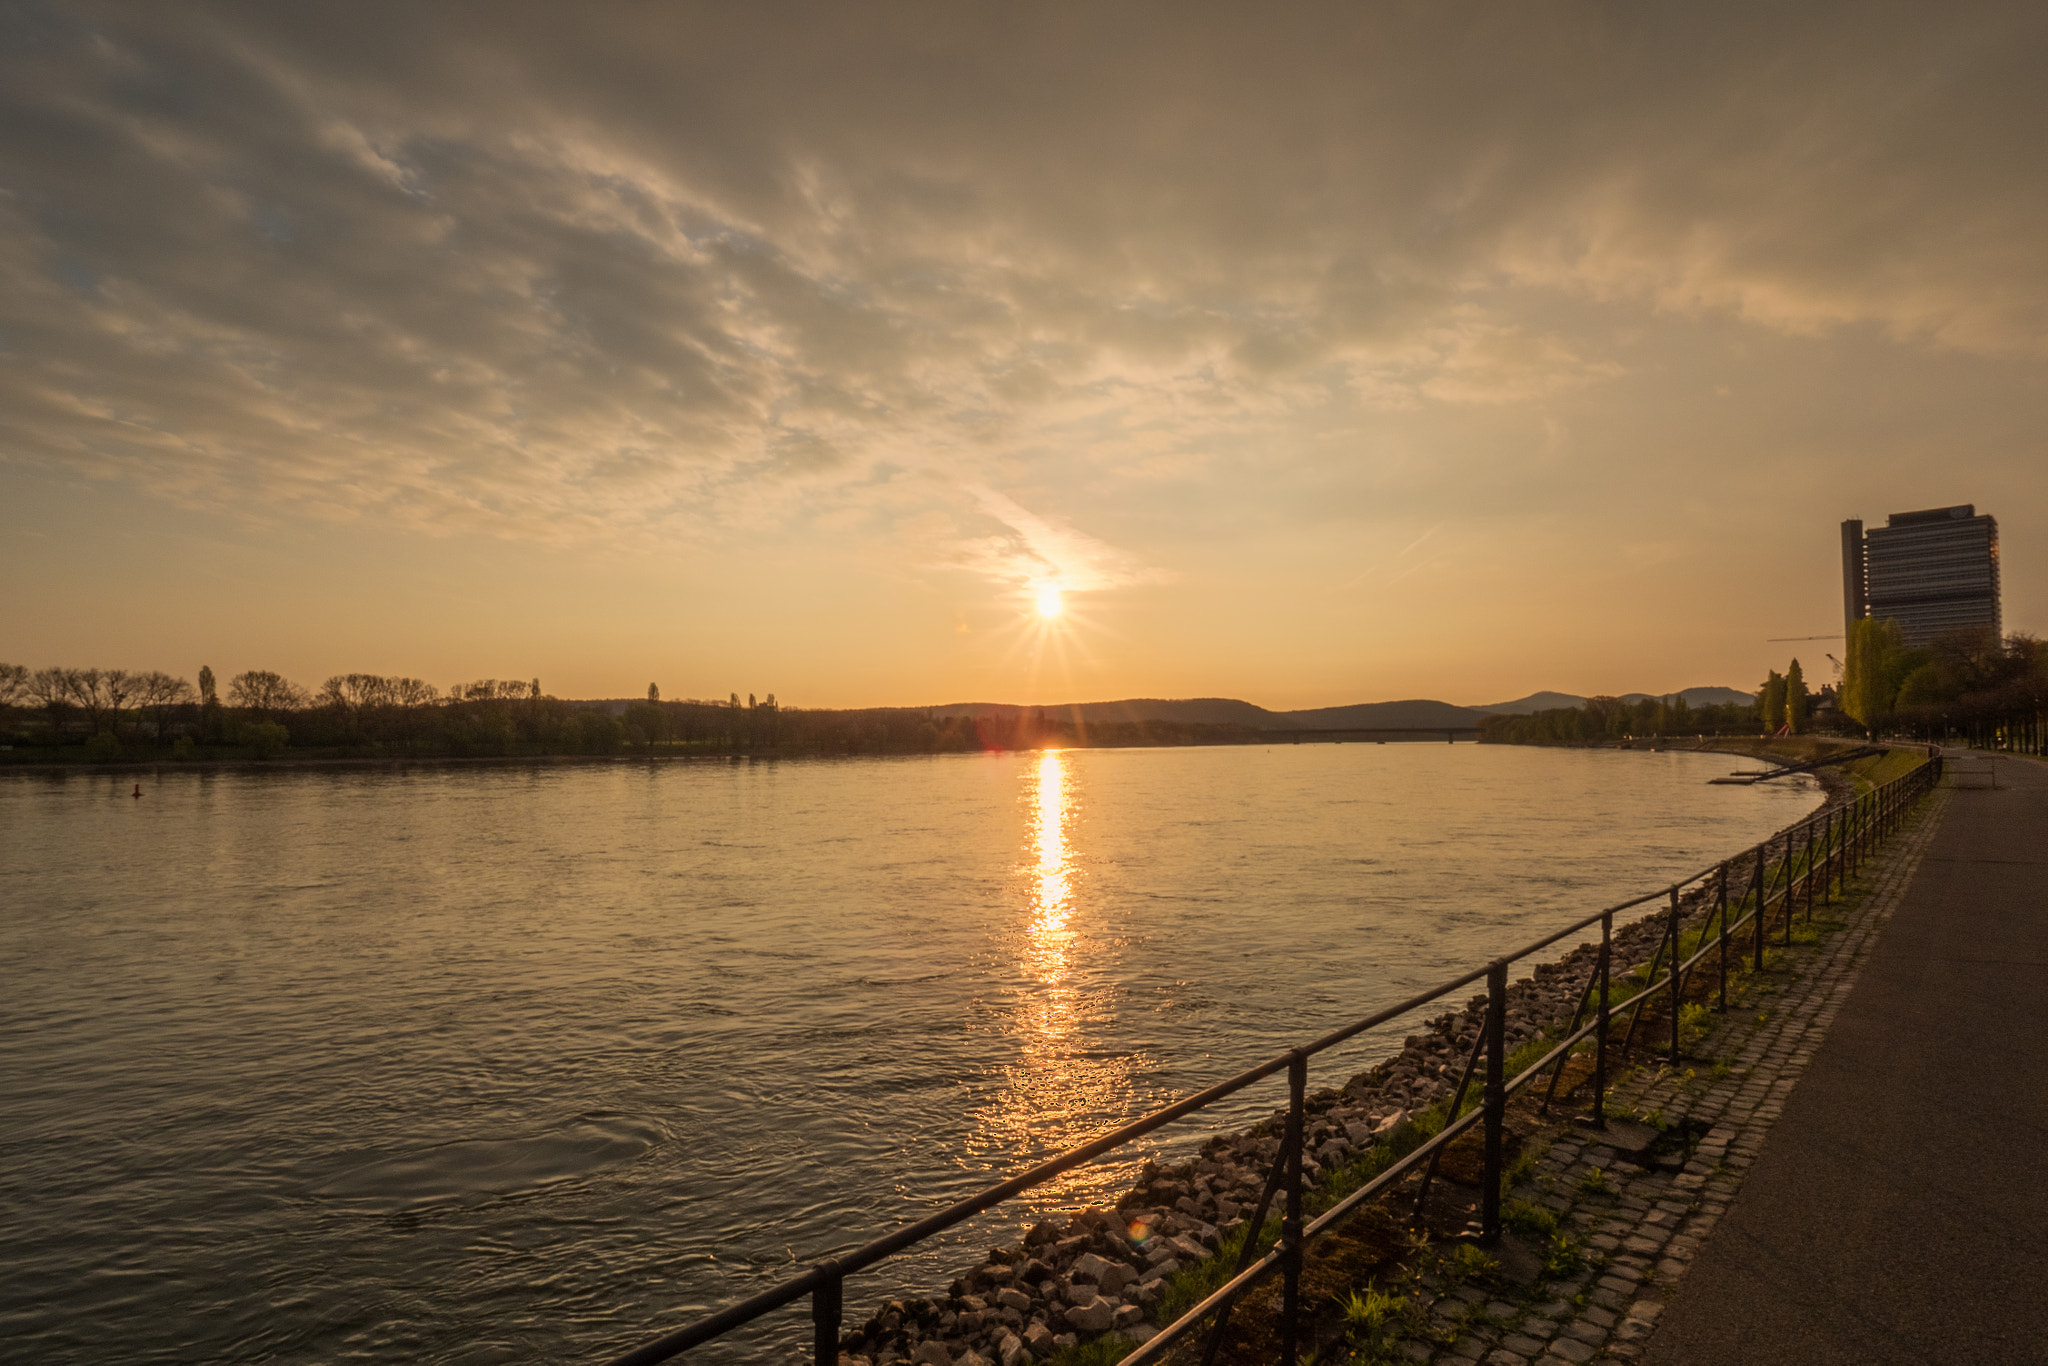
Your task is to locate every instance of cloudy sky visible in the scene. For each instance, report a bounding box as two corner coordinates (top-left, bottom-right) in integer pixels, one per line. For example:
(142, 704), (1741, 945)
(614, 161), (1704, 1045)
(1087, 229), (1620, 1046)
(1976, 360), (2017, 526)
(4, 2), (2044, 707)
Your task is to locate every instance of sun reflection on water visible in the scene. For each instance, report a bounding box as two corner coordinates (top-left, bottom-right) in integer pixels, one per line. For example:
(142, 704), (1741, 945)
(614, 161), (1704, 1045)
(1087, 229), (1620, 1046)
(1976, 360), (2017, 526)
(972, 749), (1146, 1207)
(1027, 748), (1073, 983)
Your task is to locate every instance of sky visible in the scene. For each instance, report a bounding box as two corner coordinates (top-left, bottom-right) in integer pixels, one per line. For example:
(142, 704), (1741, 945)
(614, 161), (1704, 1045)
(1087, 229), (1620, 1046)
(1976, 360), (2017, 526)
(4, 2), (2045, 709)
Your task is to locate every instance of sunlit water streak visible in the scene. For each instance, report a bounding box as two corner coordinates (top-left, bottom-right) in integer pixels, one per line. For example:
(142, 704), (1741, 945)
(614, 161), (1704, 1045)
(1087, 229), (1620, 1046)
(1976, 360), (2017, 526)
(0, 745), (1820, 1364)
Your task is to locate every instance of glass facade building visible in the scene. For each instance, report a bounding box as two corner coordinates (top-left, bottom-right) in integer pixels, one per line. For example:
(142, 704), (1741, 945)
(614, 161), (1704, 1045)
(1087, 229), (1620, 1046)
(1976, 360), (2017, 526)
(1840, 504), (2001, 648)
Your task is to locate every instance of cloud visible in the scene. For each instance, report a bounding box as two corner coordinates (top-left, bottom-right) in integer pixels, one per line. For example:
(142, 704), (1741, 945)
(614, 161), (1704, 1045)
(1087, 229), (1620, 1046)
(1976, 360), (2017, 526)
(1, 0), (2043, 558)
(949, 487), (1169, 592)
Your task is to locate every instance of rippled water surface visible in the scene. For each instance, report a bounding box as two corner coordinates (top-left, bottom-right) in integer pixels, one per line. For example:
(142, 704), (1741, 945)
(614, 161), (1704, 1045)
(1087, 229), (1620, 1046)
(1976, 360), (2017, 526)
(0, 744), (1819, 1363)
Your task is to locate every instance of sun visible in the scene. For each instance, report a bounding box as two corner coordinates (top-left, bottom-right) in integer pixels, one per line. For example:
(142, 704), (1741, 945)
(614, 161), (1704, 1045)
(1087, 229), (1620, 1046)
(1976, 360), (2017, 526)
(1035, 584), (1064, 619)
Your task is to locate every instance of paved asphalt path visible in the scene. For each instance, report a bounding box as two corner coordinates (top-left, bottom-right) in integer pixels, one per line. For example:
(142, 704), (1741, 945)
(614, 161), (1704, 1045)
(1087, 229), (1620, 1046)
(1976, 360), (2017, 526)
(1646, 750), (2048, 1366)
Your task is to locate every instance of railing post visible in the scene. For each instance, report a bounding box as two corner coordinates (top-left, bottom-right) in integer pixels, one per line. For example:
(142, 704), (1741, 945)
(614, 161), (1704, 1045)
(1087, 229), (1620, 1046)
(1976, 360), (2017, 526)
(1281, 1050), (1307, 1366)
(1594, 913), (1611, 1128)
(1784, 831), (1795, 947)
(1667, 887), (1683, 1064)
(1482, 960), (1506, 1242)
(1754, 842), (1767, 972)
(1716, 864), (1729, 1013)
(1821, 809), (1833, 905)
(813, 1261), (843, 1366)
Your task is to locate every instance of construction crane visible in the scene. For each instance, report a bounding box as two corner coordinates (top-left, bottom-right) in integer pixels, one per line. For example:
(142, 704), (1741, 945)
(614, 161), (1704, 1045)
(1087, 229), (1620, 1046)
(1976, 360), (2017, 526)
(1766, 634), (1844, 641)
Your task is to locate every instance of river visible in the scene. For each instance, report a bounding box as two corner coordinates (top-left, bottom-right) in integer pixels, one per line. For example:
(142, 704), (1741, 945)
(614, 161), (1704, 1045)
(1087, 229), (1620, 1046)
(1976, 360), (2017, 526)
(0, 743), (1819, 1364)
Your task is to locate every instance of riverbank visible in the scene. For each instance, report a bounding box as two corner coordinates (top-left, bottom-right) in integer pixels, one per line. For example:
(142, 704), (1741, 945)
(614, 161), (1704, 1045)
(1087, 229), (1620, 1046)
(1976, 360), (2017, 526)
(796, 745), (1920, 1366)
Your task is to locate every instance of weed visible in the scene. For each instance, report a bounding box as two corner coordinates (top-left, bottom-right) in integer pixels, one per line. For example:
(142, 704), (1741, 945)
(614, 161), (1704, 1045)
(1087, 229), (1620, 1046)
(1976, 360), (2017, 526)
(1340, 1284), (1401, 1348)
(1710, 1059), (1732, 1082)
(1041, 1332), (1133, 1366)
(1608, 1102), (1666, 1130)
(1502, 1148), (1539, 1193)
(1576, 1165), (1610, 1196)
(1540, 1232), (1582, 1279)
(1678, 1003), (1714, 1050)
(1443, 1242), (1499, 1285)
(1502, 1199), (1559, 1239)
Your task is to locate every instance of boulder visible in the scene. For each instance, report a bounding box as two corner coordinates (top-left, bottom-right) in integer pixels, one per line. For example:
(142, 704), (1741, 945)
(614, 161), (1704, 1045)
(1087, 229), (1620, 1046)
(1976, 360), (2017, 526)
(995, 1289), (1031, 1315)
(1068, 1252), (1117, 1285)
(1064, 1296), (1117, 1335)
(1022, 1322), (1056, 1355)
(912, 1342), (951, 1366)
(996, 1333), (1029, 1366)
(1112, 1305), (1145, 1330)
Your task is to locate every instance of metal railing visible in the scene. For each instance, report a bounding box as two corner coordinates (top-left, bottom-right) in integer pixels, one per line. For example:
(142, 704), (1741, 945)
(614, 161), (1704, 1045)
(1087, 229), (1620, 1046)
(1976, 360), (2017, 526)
(601, 747), (1942, 1366)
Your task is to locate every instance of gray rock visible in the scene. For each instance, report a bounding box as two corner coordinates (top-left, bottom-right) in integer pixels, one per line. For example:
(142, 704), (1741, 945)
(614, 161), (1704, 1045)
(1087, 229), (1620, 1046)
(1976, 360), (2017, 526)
(1112, 1305), (1145, 1329)
(911, 1342), (951, 1366)
(1022, 1323), (1055, 1355)
(1064, 1297), (1117, 1335)
(1068, 1253), (1117, 1285)
(995, 1289), (1031, 1315)
(996, 1333), (1028, 1366)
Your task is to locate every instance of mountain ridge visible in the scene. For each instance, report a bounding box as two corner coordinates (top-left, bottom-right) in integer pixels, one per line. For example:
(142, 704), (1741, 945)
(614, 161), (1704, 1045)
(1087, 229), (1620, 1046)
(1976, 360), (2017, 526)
(916, 687), (1754, 730)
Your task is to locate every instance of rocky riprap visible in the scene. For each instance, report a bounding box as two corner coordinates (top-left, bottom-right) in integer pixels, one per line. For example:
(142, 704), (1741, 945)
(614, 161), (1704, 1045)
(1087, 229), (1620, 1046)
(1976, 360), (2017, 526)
(835, 769), (1850, 1366)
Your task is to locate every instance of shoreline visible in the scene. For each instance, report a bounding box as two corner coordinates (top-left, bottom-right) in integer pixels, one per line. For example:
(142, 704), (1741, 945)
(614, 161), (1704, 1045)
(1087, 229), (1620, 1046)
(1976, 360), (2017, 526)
(0, 732), (1831, 779)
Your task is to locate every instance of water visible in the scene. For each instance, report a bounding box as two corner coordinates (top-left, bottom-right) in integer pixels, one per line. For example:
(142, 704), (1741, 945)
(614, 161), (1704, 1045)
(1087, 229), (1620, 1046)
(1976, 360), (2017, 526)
(0, 744), (1819, 1364)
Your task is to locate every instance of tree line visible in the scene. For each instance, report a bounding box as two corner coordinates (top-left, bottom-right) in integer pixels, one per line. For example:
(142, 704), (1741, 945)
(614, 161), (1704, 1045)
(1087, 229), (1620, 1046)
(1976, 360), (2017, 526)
(1477, 693), (1766, 746)
(1480, 625), (2047, 753)
(1838, 624), (2046, 748)
(0, 664), (1273, 763)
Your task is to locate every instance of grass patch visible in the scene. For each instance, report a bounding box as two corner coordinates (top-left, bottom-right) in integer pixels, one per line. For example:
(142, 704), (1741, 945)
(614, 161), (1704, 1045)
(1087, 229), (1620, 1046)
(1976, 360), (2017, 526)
(1040, 1333), (1133, 1366)
(1501, 1199), (1558, 1239)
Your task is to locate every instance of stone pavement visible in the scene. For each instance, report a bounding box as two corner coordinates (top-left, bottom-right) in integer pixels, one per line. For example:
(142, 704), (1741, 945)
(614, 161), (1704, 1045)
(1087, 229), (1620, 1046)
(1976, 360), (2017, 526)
(1409, 780), (1955, 1366)
(1642, 750), (2048, 1366)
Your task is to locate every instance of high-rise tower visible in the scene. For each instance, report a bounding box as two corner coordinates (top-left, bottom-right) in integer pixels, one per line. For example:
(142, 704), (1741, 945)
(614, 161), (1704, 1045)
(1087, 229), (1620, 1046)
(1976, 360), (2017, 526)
(1841, 505), (2001, 647)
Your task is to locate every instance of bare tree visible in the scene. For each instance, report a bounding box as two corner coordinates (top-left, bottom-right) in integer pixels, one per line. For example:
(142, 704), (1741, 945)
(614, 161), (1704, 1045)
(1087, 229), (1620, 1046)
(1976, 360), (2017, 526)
(27, 668), (74, 727)
(391, 677), (439, 709)
(229, 669), (310, 718)
(131, 671), (195, 739)
(41, 668), (140, 735)
(0, 663), (26, 706)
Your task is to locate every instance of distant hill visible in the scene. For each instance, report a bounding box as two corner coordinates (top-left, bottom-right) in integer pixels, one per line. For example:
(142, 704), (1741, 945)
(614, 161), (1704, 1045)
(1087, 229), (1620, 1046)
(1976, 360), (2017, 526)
(924, 696), (1487, 730)
(1282, 699), (1488, 729)
(1473, 686), (1755, 715)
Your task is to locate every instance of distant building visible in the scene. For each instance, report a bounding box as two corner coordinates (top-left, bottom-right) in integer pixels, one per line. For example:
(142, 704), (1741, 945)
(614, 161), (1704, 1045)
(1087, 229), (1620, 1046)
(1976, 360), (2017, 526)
(1840, 504), (2001, 647)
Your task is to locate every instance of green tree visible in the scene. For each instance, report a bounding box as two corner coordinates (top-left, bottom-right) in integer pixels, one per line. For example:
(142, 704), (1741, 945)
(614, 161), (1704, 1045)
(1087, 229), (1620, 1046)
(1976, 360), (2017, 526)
(1785, 659), (1809, 733)
(648, 682), (660, 703)
(1759, 670), (1786, 734)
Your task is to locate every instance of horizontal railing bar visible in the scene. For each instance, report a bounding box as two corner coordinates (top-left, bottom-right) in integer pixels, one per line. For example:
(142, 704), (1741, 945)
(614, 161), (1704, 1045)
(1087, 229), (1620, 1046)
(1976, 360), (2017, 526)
(1301, 1103), (1488, 1239)
(1127, 1103), (1495, 1366)
(1116, 1240), (1288, 1366)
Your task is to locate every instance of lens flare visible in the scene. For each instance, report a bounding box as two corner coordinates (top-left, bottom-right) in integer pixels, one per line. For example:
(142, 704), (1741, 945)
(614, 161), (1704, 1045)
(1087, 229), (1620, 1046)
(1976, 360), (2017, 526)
(1035, 584), (1064, 619)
